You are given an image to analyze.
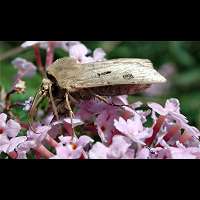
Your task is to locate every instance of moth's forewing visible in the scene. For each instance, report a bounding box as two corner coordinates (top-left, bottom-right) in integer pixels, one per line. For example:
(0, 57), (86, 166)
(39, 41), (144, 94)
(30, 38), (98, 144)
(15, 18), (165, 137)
(47, 58), (166, 92)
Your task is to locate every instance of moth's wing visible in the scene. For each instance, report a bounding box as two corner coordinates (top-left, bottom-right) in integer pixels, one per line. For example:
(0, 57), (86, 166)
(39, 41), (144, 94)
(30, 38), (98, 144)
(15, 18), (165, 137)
(47, 58), (166, 90)
(72, 58), (166, 89)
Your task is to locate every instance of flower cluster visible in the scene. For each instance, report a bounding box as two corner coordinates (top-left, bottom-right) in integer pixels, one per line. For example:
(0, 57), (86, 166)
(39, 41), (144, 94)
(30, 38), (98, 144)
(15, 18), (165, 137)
(0, 41), (200, 159)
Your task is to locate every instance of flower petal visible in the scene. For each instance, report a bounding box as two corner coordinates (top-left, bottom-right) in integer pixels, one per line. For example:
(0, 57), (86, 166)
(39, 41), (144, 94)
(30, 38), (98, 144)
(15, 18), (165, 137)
(4, 119), (21, 138)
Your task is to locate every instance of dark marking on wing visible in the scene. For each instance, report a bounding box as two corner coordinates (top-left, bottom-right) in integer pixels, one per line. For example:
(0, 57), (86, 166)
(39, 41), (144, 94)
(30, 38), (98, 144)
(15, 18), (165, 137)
(97, 71), (112, 77)
(123, 74), (134, 80)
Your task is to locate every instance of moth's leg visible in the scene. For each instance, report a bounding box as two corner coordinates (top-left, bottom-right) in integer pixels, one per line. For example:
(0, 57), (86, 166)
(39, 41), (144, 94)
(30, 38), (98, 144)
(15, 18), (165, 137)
(94, 94), (111, 105)
(68, 94), (79, 105)
(65, 92), (75, 137)
(93, 93), (133, 110)
(48, 83), (59, 121)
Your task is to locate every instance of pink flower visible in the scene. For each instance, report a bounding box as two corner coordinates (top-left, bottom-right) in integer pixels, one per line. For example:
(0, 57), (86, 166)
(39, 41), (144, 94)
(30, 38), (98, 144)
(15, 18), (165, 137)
(148, 98), (200, 138)
(0, 113), (26, 154)
(89, 142), (109, 159)
(95, 107), (118, 143)
(26, 125), (51, 148)
(76, 99), (109, 121)
(114, 114), (153, 145)
(0, 113), (21, 137)
(68, 43), (106, 63)
(12, 57), (37, 78)
(107, 135), (132, 158)
(89, 135), (133, 159)
(51, 135), (93, 159)
(135, 147), (150, 159)
(93, 48), (106, 61)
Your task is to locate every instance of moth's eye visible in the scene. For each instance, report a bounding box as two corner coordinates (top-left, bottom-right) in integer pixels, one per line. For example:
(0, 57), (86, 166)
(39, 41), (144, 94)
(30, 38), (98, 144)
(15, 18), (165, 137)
(47, 73), (57, 82)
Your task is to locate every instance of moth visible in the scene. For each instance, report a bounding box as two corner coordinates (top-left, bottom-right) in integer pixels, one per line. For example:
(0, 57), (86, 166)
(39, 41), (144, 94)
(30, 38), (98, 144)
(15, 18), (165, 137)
(29, 57), (166, 133)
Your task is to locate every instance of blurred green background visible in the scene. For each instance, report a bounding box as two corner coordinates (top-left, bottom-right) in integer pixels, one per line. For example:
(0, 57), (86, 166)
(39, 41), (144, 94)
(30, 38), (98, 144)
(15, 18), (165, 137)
(0, 41), (200, 129)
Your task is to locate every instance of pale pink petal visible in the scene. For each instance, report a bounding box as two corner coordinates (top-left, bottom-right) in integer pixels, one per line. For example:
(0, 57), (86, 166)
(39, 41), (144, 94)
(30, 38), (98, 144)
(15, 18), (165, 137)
(58, 135), (72, 145)
(165, 98), (180, 113)
(80, 56), (94, 63)
(56, 145), (70, 159)
(169, 111), (188, 124)
(148, 102), (168, 116)
(93, 48), (106, 61)
(114, 117), (128, 134)
(16, 150), (27, 159)
(168, 147), (196, 159)
(7, 136), (27, 153)
(77, 135), (94, 147)
(69, 44), (89, 60)
(0, 134), (9, 145)
(136, 148), (150, 159)
(12, 57), (37, 77)
(0, 113), (7, 130)
(108, 135), (131, 158)
(4, 119), (21, 138)
(0, 144), (9, 153)
(89, 142), (109, 159)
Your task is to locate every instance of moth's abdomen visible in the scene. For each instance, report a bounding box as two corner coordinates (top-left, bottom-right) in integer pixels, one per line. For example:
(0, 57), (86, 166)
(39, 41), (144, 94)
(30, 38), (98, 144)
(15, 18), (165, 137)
(71, 84), (150, 99)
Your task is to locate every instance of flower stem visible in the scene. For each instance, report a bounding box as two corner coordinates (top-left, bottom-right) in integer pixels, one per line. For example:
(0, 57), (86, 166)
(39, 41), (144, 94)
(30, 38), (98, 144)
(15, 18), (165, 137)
(145, 115), (166, 146)
(33, 45), (45, 76)
(164, 124), (180, 141)
(45, 134), (58, 148)
(45, 41), (54, 66)
(35, 145), (54, 159)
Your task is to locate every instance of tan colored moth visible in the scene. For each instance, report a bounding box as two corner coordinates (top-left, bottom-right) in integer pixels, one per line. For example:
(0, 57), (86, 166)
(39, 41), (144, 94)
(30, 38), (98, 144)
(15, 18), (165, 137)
(29, 57), (166, 135)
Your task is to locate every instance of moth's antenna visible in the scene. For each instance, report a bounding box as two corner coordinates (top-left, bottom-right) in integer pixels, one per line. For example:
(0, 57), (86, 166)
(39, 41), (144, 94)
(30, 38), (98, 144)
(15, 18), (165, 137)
(28, 83), (47, 133)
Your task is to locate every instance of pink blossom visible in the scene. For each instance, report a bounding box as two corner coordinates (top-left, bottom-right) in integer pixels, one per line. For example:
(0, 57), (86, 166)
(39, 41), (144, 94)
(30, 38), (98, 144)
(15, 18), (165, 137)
(95, 107), (118, 144)
(89, 142), (109, 159)
(68, 43), (93, 63)
(148, 98), (200, 138)
(89, 135), (133, 159)
(68, 43), (106, 63)
(51, 135), (93, 159)
(0, 113), (21, 137)
(76, 99), (109, 121)
(12, 57), (37, 78)
(114, 114), (153, 145)
(107, 135), (132, 159)
(135, 147), (150, 159)
(93, 48), (106, 61)
(0, 113), (27, 154)
(26, 125), (51, 148)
